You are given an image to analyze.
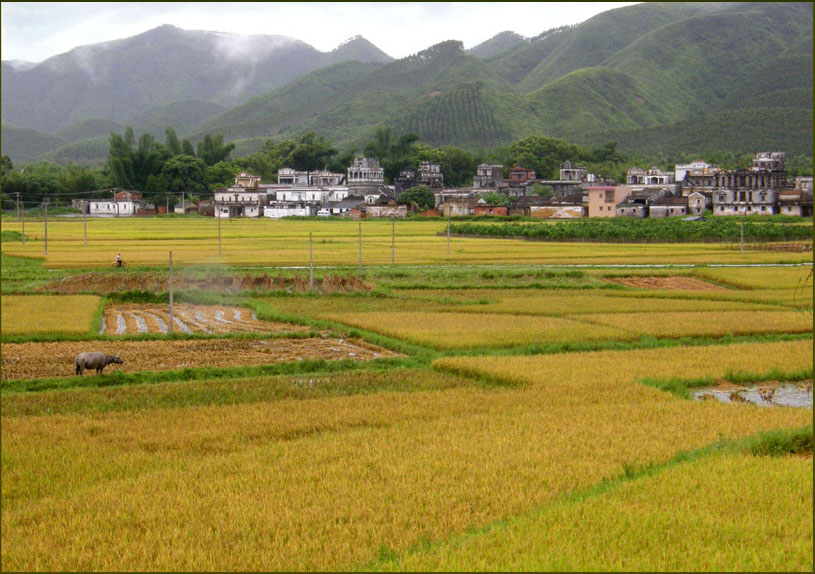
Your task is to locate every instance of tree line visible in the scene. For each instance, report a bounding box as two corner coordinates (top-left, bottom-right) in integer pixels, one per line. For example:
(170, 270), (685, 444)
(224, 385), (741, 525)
(3, 124), (811, 212)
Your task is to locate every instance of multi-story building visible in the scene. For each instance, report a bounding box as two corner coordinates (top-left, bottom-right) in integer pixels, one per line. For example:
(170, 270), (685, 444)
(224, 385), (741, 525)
(626, 166), (675, 186)
(473, 164), (503, 189)
(394, 161), (444, 193)
(712, 188), (777, 216)
(587, 186), (631, 218)
(675, 160), (719, 184)
(559, 161), (588, 182)
(347, 157), (385, 194)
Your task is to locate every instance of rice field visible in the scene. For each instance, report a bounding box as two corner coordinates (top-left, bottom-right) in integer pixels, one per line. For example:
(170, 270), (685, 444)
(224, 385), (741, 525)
(0, 294), (100, 334)
(571, 310), (814, 339)
(319, 311), (630, 349)
(0, 220), (813, 571)
(2, 217), (811, 267)
(370, 453), (813, 572)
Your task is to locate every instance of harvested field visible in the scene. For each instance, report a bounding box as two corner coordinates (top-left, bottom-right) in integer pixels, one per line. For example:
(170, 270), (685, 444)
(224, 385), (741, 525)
(42, 271), (373, 295)
(608, 276), (726, 290)
(101, 304), (307, 335)
(1, 338), (396, 381)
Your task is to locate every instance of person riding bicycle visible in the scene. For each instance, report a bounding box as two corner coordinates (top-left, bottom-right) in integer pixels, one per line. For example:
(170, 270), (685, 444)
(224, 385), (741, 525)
(114, 253), (123, 267)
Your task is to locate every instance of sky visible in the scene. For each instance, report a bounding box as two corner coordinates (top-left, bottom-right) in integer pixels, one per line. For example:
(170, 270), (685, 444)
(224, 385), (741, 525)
(1, 2), (639, 63)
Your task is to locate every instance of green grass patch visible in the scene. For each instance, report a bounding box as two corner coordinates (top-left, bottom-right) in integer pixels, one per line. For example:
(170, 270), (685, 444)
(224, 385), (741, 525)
(0, 367), (487, 416)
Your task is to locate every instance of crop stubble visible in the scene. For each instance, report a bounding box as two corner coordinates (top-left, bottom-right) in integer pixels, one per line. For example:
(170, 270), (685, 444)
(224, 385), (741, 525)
(1, 338), (396, 381)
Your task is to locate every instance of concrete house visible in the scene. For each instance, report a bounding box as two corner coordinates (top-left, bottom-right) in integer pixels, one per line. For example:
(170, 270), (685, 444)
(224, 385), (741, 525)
(587, 186), (631, 218)
(473, 164), (503, 190)
(214, 172), (267, 218)
(649, 196), (689, 218)
(89, 190), (152, 216)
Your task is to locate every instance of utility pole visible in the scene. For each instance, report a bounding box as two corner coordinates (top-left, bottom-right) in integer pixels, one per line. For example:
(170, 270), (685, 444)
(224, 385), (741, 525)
(43, 200), (48, 256)
(21, 201), (25, 245)
(112, 190), (118, 218)
(83, 203), (87, 246)
(309, 232), (314, 294)
(218, 207), (222, 255)
(15, 193), (19, 220)
(391, 217), (395, 265)
(447, 216), (451, 257)
(168, 251), (174, 337)
(740, 219), (744, 254)
(358, 220), (362, 280)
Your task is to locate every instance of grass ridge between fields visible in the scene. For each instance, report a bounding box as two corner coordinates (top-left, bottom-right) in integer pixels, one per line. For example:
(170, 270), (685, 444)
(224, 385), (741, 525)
(356, 425), (814, 572)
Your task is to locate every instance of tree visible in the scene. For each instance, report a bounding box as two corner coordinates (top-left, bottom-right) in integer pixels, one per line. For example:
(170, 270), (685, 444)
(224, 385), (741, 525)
(480, 192), (511, 206)
(160, 155), (207, 196)
(1, 155), (13, 177)
(363, 127), (420, 182)
(197, 133), (236, 166)
(287, 131), (337, 171)
(529, 184), (555, 198)
(107, 126), (168, 192)
(397, 186), (435, 211)
(439, 146), (477, 187)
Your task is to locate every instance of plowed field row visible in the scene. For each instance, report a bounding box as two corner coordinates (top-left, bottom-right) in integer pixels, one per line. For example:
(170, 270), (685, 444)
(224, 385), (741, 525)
(1, 338), (396, 381)
(101, 304), (306, 335)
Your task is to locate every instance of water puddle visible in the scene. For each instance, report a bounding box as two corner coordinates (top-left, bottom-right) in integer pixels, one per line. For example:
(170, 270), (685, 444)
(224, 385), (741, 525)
(693, 380), (812, 408)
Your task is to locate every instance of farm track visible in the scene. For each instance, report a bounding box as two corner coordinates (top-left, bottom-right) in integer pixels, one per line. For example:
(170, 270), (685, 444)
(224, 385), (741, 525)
(1, 338), (397, 381)
(607, 276), (725, 290)
(101, 304), (307, 335)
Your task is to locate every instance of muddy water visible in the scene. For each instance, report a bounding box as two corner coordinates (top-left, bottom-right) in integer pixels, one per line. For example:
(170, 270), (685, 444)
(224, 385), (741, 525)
(693, 380), (813, 408)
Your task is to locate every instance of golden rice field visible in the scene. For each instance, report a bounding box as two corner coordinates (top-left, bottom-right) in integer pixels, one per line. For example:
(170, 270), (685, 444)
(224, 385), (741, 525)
(372, 454), (813, 572)
(1, 341), (810, 571)
(1, 222), (813, 571)
(694, 266), (814, 290)
(0, 294), (100, 334)
(2, 217), (811, 267)
(453, 292), (780, 315)
(319, 310), (630, 348)
(571, 310), (814, 339)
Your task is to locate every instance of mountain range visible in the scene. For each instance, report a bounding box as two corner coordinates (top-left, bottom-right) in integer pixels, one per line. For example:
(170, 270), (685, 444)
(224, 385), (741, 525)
(2, 2), (812, 167)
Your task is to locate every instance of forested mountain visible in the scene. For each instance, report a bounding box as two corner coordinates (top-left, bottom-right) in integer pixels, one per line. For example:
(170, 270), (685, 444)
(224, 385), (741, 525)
(1, 25), (392, 134)
(2, 2), (812, 166)
(467, 32), (526, 60)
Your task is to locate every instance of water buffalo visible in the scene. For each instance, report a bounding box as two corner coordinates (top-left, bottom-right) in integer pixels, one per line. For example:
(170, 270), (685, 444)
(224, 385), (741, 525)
(75, 352), (124, 375)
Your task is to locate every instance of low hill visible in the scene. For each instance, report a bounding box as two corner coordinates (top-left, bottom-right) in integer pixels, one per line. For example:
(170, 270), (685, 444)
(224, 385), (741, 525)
(1, 125), (66, 164)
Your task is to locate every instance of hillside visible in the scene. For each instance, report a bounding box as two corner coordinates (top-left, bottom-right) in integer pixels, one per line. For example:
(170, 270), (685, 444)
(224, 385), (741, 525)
(3, 2), (812, 166)
(0, 25), (392, 134)
(229, 2), (812, 157)
(467, 32), (526, 60)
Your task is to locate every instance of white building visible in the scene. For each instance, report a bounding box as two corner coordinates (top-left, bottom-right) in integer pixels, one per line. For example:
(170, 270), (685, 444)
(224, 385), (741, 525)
(674, 160), (719, 184)
(88, 190), (152, 216)
(627, 166), (675, 186)
(263, 203), (314, 218)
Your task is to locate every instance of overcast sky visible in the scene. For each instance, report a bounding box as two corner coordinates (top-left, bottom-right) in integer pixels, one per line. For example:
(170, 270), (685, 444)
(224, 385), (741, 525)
(1, 2), (639, 63)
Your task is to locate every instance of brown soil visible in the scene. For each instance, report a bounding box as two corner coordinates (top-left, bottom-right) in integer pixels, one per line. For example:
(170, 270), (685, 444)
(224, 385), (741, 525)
(1, 338), (398, 381)
(608, 276), (725, 290)
(42, 272), (374, 295)
(101, 304), (308, 335)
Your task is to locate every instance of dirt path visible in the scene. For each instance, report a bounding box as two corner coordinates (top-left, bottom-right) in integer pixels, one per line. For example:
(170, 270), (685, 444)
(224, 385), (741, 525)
(607, 276), (726, 290)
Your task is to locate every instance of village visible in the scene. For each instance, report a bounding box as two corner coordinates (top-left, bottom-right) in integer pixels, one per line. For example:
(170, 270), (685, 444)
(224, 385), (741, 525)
(79, 151), (813, 220)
